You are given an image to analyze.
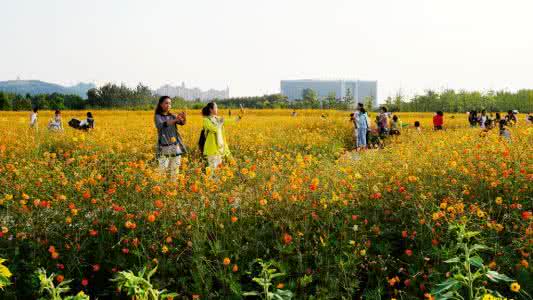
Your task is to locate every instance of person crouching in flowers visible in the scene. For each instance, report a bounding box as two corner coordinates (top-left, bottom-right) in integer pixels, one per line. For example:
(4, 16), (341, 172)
(48, 110), (63, 132)
(202, 102), (231, 170)
(154, 96), (187, 181)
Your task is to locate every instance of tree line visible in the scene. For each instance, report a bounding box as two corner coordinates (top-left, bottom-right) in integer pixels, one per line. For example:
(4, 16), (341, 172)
(0, 83), (531, 112)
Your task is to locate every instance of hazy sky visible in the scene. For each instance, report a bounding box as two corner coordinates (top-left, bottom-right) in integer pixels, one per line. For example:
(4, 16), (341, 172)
(1, 0), (532, 100)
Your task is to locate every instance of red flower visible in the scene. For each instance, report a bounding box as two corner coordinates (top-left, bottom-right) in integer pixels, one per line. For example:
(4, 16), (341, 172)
(81, 278), (88, 286)
(522, 211), (532, 221)
(402, 231), (408, 238)
(283, 233), (293, 245)
(404, 279), (411, 287)
(122, 248), (129, 254)
(92, 264), (100, 272)
(405, 249), (413, 256)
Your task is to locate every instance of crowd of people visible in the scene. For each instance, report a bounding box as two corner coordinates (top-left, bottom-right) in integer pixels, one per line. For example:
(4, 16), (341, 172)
(27, 99), (530, 181)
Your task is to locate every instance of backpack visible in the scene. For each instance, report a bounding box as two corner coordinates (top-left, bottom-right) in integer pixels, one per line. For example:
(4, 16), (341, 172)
(198, 129), (206, 154)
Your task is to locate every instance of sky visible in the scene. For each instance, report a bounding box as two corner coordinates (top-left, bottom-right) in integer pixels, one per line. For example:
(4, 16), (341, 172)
(1, 0), (532, 101)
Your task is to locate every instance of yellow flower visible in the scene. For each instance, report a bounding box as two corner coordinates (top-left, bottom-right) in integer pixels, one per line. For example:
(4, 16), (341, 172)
(0, 258), (12, 278)
(170, 137), (177, 143)
(495, 197), (503, 205)
(510, 282), (520, 292)
(162, 246), (169, 254)
(1, 227), (8, 234)
(4, 194), (13, 200)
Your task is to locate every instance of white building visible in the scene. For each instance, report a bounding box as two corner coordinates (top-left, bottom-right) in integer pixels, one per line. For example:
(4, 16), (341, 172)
(281, 79), (378, 108)
(155, 82), (229, 101)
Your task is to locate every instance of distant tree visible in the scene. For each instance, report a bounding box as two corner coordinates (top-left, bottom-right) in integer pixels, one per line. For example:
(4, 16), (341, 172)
(364, 96), (374, 111)
(11, 95), (32, 111)
(302, 89), (318, 102)
(343, 88), (354, 106)
(0, 92), (11, 110)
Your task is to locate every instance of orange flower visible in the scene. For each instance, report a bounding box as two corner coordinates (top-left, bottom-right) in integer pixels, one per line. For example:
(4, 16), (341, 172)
(147, 214), (156, 223)
(232, 264), (239, 272)
(55, 274), (64, 283)
(223, 257), (231, 266)
(231, 216), (238, 223)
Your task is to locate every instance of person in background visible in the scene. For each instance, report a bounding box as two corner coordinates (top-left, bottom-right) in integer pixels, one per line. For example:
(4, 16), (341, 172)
(499, 120), (511, 141)
(378, 107), (389, 135)
(48, 110), (63, 131)
(414, 121), (422, 133)
(433, 111), (444, 130)
(30, 107), (38, 129)
(356, 108), (369, 150)
(154, 96), (187, 181)
(350, 113), (358, 149)
(527, 112), (532, 124)
(79, 112), (95, 130)
(202, 102), (231, 170)
(229, 109), (232, 117)
(479, 110), (488, 129)
(291, 110), (297, 117)
(468, 110), (478, 127)
(505, 110), (517, 125)
(495, 112), (501, 123)
(390, 115), (400, 135)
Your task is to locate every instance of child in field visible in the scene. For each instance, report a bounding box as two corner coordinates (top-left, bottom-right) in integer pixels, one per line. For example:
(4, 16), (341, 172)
(414, 121), (421, 133)
(433, 111), (444, 130)
(389, 115), (400, 135)
(79, 112), (95, 130)
(48, 110), (63, 131)
(499, 120), (511, 141)
(30, 107), (38, 129)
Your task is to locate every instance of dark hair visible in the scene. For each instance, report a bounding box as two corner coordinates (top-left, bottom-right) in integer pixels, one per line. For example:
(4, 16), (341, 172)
(155, 96), (171, 115)
(55, 110), (60, 115)
(202, 102), (216, 117)
(87, 112), (93, 118)
(414, 121), (420, 127)
(499, 119), (507, 128)
(481, 109), (486, 114)
(357, 103), (364, 108)
(508, 110), (513, 114)
(380, 106), (387, 112)
(33, 107), (38, 113)
(495, 112), (501, 119)
(359, 108), (366, 114)
(437, 111), (443, 116)
(393, 115), (398, 121)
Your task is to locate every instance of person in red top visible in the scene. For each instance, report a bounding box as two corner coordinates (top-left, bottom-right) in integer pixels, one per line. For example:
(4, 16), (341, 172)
(433, 111), (444, 130)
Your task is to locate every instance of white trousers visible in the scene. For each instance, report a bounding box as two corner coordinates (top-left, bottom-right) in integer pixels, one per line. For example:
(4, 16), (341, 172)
(207, 155), (222, 170)
(158, 155), (181, 181)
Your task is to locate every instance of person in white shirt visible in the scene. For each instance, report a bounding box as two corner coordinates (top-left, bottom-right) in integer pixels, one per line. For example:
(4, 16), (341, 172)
(479, 110), (488, 129)
(29, 107), (38, 128)
(79, 112), (94, 130)
(48, 110), (63, 131)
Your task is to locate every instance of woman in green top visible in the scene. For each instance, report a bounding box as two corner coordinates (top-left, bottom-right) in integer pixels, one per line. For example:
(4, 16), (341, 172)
(202, 102), (230, 169)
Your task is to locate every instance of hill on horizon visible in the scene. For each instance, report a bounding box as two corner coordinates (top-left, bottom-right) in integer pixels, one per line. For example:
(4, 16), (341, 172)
(0, 80), (95, 99)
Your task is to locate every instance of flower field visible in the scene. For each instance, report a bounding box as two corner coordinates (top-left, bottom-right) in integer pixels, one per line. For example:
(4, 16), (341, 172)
(0, 110), (531, 299)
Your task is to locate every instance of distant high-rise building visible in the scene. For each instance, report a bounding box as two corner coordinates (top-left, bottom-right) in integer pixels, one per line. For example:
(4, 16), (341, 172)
(155, 83), (229, 101)
(280, 79), (378, 108)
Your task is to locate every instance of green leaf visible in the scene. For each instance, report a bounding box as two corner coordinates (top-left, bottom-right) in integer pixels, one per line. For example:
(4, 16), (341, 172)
(464, 231), (481, 239)
(469, 244), (490, 253)
(433, 278), (460, 295)
(469, 256), (483, 268)
(444, 257), (460, 264)
(243, 291), (261, 297)
(486, 271), (514, 282)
